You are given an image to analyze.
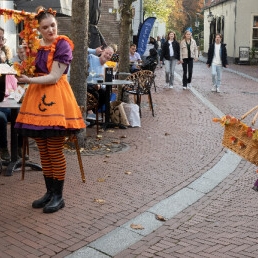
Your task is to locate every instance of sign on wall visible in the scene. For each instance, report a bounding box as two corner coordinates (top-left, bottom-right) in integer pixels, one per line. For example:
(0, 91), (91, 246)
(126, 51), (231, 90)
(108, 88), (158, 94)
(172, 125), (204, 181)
(238, 46), (250, 64)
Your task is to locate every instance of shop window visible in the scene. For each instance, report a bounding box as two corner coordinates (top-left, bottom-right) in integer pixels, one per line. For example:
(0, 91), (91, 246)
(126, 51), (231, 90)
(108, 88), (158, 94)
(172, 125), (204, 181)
(252, 16), (258, 50)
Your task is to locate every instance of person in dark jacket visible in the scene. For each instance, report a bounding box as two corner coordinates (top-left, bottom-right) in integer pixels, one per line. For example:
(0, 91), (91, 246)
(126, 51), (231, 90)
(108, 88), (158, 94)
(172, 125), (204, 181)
(142, 48), (158, 72)
(206, 33), (228, 93)
(160, 31), (180, 88)
(149, 36), (159, 50)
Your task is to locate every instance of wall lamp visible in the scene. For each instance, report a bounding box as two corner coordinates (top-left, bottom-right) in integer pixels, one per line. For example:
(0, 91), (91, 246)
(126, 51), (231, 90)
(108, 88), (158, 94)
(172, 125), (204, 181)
(207, 8), (214, 23)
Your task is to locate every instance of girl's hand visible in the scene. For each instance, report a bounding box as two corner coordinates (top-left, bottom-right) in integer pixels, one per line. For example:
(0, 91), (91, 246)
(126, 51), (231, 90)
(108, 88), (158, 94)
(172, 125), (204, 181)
(15, 74), (30, 84)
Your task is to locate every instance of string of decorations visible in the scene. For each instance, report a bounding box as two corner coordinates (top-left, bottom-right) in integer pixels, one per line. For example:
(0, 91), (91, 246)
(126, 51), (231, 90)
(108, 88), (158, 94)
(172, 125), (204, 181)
(0, 8), (39, 76)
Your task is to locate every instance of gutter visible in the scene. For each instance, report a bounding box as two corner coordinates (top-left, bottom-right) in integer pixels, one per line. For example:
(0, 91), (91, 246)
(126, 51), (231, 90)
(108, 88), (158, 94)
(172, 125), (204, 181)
(203, 0), (229, 10)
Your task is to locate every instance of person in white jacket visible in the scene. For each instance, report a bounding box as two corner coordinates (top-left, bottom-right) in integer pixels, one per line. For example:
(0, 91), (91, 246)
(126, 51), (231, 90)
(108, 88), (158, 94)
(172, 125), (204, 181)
(179, 29), (198, 89)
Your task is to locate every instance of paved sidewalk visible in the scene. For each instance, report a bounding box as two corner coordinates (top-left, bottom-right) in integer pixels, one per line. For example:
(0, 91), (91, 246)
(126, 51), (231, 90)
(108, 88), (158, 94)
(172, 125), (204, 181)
(1, 59), (258, 258)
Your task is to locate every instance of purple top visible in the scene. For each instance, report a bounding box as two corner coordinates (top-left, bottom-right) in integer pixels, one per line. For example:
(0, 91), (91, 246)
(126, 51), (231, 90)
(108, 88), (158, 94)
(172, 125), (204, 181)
(35, 39), (73, 74)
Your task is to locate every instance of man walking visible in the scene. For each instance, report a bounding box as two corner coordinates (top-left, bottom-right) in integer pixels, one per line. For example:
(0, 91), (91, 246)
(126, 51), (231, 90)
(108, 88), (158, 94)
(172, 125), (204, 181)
(206, 33), (228, 93)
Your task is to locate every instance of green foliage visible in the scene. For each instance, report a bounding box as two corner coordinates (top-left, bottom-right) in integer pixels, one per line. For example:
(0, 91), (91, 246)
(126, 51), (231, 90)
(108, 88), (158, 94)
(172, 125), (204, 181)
(143, 0), (175, 22)
(250, 47), (257, 59)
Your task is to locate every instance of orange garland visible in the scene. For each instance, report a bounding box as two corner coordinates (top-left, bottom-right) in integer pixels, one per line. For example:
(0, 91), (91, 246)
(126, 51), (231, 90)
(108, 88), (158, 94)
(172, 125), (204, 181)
(0, 8), (39, 76)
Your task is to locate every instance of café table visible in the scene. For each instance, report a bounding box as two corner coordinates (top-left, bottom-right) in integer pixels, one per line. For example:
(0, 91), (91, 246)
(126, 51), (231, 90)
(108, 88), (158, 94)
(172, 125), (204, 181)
(0, 98), (42, 176)
(101, 79), (133, 129)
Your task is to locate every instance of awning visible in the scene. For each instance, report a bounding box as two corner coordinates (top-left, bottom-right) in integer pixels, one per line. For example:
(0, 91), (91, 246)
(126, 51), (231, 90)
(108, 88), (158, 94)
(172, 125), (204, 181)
(14, 0), (72, 16)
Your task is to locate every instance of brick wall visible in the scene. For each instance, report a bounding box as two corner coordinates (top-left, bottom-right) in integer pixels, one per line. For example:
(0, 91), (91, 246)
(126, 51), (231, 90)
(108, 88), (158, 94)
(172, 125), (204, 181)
(56, 1), (121, 48)
(97, 0), (120, 47)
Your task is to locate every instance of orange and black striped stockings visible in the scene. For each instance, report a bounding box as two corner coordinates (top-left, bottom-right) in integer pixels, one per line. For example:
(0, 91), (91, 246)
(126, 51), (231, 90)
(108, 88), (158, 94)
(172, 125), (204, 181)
(35, 136), (66, 181)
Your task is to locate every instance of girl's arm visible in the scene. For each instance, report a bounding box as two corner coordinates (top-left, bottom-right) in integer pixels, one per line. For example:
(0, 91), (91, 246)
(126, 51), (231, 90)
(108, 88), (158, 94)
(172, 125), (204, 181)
(16, 61), (68, 85)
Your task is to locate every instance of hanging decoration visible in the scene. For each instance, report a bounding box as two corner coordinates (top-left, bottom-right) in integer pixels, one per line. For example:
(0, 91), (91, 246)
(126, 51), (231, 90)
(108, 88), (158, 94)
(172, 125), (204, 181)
(0, 8), (39, 76)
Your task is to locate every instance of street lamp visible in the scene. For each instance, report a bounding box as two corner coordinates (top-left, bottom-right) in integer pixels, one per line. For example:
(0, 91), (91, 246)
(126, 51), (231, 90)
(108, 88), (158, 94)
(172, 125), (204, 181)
(195, 13), (200, 27)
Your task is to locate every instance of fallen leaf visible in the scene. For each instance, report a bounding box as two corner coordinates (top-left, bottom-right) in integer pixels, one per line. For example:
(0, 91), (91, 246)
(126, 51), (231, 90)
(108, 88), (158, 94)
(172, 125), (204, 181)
(94, 199), (105, 204)
(97, 178), (106, 182)
(96, 135), (102, 138)
(130, 224), (144, 230)
(155, 214), (167, 221)
(107, 130), (114, 133)
(103, 160), (108, 162)
(106, 148), (111, 151)
(112, 140), (120, 144)
(125, 171), (132, 175)
(165, 133), (170, 136)
(120, 135), (127, 138)
(106, 154), (110, 158)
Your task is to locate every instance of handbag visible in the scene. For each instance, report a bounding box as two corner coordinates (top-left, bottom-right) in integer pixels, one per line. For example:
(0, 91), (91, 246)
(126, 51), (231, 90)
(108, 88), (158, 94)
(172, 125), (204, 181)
(110, 100), (130, 126)
(122, 103), (141, 127)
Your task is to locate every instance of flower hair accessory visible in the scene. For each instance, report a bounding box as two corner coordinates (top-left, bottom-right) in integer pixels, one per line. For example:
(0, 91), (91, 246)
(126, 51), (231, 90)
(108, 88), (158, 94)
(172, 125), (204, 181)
(35, 7), (57, 19)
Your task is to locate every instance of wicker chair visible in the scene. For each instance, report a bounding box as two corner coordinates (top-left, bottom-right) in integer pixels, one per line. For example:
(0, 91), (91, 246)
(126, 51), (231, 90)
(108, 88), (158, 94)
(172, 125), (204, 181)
(122, 70), (155, 117)
(86, 92), (101, 134)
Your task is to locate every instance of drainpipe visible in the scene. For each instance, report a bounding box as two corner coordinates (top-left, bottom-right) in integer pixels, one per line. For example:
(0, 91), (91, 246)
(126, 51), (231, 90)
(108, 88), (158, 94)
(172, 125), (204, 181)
(233, 0), (237, 62)
(140, 0), (143, 23)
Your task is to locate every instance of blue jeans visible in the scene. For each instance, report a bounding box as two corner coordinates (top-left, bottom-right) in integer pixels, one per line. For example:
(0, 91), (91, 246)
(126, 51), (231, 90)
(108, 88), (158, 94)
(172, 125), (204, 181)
(211, 64), (222, 88)
(164, 57), (177, 85)
(0, 107), (23, 149)
(0, 108), (10, 148)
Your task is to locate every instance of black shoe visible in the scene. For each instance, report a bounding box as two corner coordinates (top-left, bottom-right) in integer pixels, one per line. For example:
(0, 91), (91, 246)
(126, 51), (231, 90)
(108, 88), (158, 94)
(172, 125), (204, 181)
(32, 176), (53, 208)
(18, 147), (29, 160)
(252, 186), (258, 192)
(43, 179), (65, 213)
(0, 148), (11, 162)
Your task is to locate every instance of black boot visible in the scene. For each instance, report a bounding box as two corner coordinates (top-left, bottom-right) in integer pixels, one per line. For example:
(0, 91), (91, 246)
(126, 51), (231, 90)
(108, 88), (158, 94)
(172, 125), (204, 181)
(32, 176), (53, 208)
(43, 179), (65, 213)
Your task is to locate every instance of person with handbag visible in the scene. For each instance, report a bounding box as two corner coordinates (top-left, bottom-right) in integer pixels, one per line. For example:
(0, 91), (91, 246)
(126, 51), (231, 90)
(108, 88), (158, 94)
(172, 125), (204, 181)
(179, 28), (199, 90)
(160, 31), (180, 88)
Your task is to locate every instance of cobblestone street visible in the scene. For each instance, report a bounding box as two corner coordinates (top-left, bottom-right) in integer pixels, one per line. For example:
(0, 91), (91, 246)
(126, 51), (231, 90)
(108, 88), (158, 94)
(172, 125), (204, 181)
(1, 57), (258, 258)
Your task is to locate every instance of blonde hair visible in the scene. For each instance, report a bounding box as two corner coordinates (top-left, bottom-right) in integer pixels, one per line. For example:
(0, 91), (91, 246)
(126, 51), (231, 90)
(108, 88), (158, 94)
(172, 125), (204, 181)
(182, 30), (192, 41)
(109, 43), (118, 53)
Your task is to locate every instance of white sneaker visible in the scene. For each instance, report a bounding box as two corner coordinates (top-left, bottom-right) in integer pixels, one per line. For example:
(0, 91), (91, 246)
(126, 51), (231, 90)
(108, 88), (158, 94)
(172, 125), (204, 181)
(211, 86), (216, 92)
(169, 85), (173, 89)
(183, 86), (187, 90)
(187, 83), (192, 88)
(165, 83), (169, 88)
(216, 88), (220, 93)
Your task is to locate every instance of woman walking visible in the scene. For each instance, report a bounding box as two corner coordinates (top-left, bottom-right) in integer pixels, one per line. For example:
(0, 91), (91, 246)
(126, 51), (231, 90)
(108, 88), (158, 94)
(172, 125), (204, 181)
(180, 29), (198, 89)
(15, 6), (85, 213)
(160, 31), (180, 88)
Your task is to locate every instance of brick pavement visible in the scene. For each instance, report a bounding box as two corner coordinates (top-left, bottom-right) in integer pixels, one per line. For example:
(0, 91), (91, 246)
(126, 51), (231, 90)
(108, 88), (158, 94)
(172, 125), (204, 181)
(0, 59), (258, 257)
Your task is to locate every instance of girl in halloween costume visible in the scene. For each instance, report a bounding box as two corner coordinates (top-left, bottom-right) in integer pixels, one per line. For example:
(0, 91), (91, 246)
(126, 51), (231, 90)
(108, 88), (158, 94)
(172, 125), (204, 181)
(15, 6), (85, 213)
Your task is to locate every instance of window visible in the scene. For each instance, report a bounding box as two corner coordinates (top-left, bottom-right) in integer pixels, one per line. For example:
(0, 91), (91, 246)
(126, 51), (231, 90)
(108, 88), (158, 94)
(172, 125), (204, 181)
(252, 16), (258, 50)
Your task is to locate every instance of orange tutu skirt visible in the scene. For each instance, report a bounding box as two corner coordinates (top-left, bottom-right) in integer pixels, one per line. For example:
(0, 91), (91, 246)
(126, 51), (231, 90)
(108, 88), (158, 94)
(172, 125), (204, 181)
(15, 75), (85, 138)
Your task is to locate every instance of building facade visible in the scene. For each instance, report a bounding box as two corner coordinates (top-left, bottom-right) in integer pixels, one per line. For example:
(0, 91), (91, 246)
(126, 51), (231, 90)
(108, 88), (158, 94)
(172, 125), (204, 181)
(203, 0), (258, 62)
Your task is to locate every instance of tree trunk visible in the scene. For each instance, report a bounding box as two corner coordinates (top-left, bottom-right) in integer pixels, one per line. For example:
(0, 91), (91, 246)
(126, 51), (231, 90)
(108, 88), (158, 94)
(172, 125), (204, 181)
(118, 0), (135, 74)
(70, 0), (89, 146)
(117, 0), (136, 101)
